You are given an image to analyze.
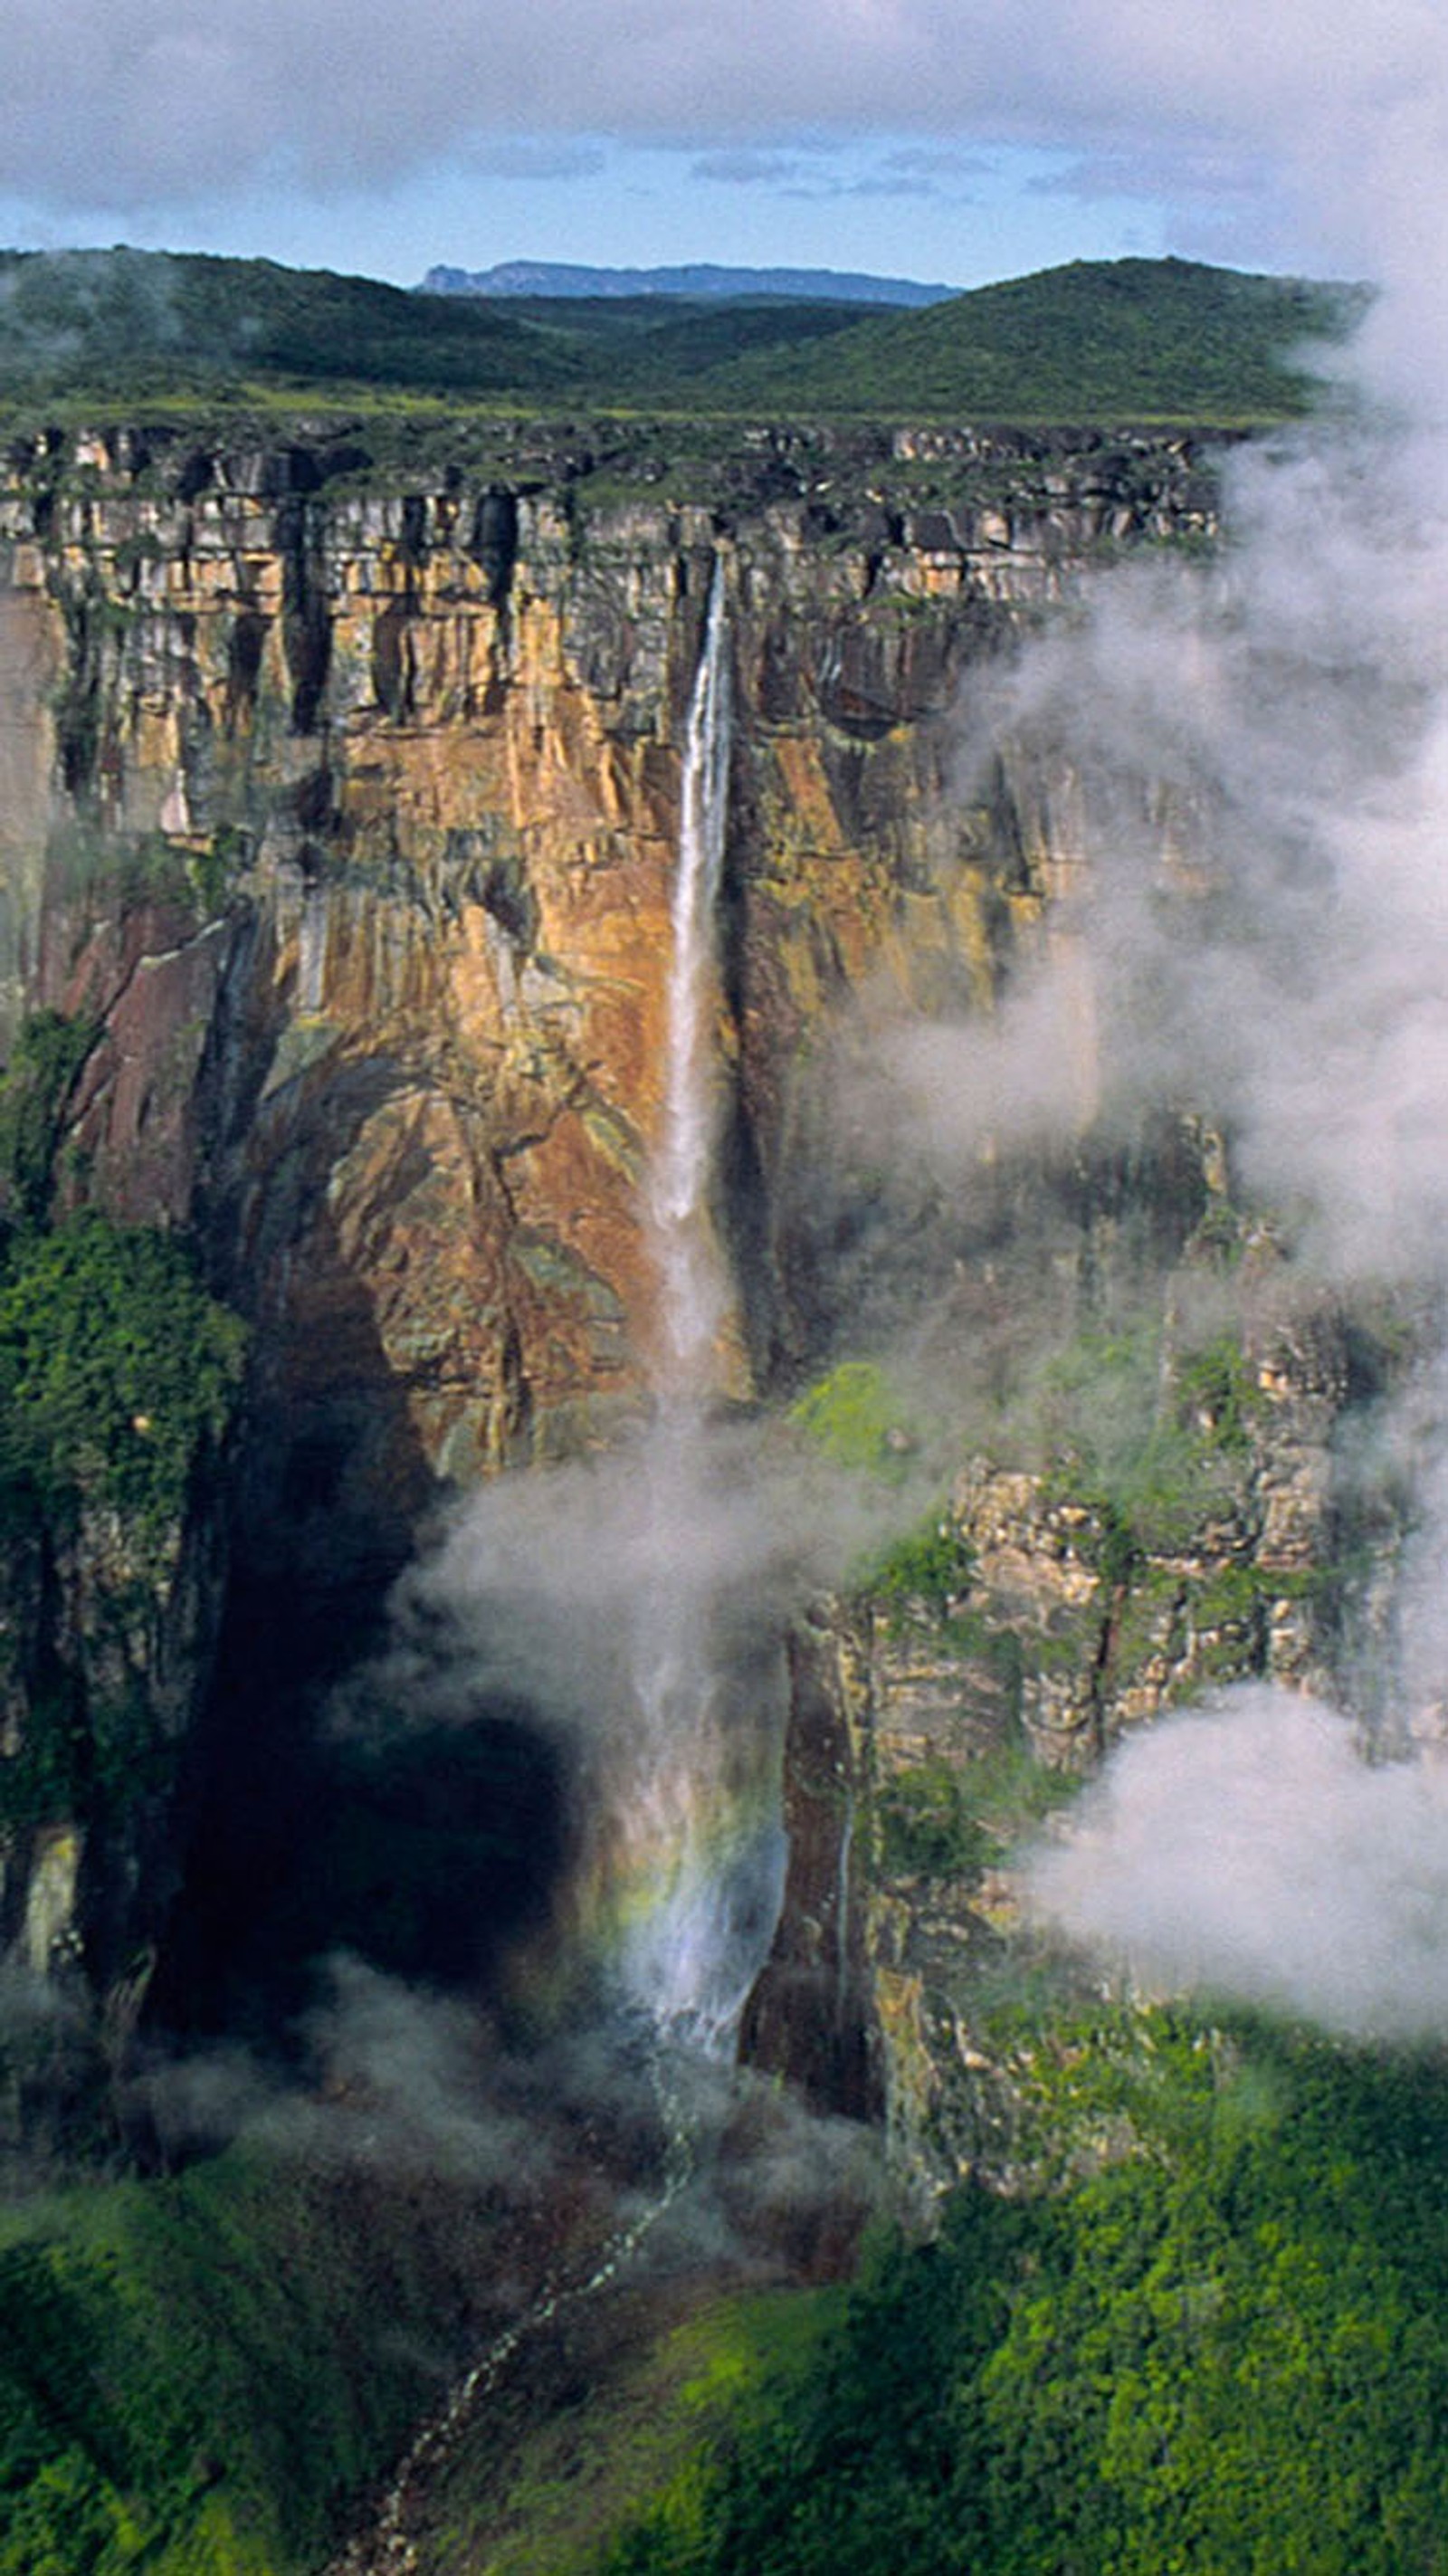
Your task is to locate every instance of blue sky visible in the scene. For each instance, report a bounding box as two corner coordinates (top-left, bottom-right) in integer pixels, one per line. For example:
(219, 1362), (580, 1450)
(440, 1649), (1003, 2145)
(0, 138), (1210, 294)
(0, 2), (1438, 298)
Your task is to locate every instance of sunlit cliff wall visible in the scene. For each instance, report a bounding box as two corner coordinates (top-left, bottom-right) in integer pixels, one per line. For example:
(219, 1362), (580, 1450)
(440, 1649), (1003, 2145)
(0, 422), (1216, 1544)
(2, 417), (1307, 2138)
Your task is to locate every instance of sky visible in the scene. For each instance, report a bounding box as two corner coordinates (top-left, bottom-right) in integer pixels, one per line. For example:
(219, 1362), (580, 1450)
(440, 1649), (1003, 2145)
(2, 0), (1438, 292)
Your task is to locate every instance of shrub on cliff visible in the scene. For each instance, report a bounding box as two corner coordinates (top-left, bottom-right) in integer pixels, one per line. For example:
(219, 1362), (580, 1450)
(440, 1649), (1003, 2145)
(787, 1360), (915, 1476)
(0, 1007), (97, 1231)
(0, 1209), (246, 1827)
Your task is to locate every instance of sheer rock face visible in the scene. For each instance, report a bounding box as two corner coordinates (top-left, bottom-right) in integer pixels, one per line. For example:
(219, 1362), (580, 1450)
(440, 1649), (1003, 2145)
(0, 1483), (228, 2155)
(0, 424), (1215, 1564)
(2, 421), (1288, 2107)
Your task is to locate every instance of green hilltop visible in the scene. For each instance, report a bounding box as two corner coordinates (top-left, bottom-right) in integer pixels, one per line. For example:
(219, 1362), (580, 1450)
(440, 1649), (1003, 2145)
(0, 245), (1365, 428)
(687, 255), (1366, 424)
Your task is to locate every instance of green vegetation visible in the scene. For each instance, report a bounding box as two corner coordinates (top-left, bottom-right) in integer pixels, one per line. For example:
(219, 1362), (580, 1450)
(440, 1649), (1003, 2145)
(1176, 1331), (1260, 1458)
(0, 1205), (243, 1825)
(597, 2015), (1448, 2575)
(1031, 1315), (1261, 1564)
(0, 2143), (516, 2573)
(0, 247), (872, 419)
(423, 2285), (842, 2576)
(875, 1759), (998, 1879)
(0, 247), (1363, 428)
(0, 1014), (246, 1826)
(690, 257), (1367, 424)
(787, 1360), (914, 1477)
(16, 1994), (1448, 2576)
(862, 1516), (976, 1617)
(0, 1211), (244, 1542)
(0, 246), (579, 406)
(43, 823), (200, 915)
(0, 1008), (98, 1226)
(876, 1733), (1077, 1883)
(0, 2142), (844, 2576)
(494, 291), (881, 398)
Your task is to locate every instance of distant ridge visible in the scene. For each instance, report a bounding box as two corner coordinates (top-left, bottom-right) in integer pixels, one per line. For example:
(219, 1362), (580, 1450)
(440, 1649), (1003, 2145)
(419, 259), (957, 307)
(0, 246), (1357, 430)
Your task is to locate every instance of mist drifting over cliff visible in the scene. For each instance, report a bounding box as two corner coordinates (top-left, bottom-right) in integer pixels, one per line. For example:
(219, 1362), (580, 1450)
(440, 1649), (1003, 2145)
(1003, 84), (1448, 2027)
(871, 423), (1448, 1285)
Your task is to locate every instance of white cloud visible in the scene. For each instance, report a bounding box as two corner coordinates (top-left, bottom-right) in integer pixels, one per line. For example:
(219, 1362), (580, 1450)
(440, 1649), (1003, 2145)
(0, 0), (1443, 284)
(691, 150), (814, 187)
(1027, 1690), (1448, 2040)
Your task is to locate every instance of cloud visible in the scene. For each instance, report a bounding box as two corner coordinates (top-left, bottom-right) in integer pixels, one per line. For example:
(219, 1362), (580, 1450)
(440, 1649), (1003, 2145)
(372, 1413), (938, 1735)
(691, 150), (814, 186)
(686, 138), (1005, 213)
(136, 1954), (552, 2180)
(1028, 139), (1280, 217)
(917, 210), (1448, 2046)
(354, 1411), (940, 2041)
(839, 396), (1448, 1290)
(881, 143), (992, 183)
(0, 0), (1443, 278)
(1027, 1689), (1448, 2039)
(466, 139), (607, 181)
(834, 172), (950, 202)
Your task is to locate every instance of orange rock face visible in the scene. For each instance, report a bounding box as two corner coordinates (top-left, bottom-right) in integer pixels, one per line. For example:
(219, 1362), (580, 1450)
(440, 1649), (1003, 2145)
(0, 424), (1217, 1560)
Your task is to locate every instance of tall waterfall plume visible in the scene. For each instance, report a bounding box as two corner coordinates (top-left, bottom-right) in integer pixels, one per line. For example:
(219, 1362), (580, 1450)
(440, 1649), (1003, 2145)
(651, 555), (733, 1404)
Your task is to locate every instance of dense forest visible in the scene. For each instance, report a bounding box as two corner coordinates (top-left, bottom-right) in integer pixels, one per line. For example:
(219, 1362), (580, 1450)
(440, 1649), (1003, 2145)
(600, 2014), (1448, 2576)
(10, 1999), (1448, 2571)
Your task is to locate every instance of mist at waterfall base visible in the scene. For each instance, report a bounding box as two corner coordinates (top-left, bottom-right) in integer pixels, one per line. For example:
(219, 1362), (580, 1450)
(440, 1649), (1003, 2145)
(362, 1425), (866, 2037)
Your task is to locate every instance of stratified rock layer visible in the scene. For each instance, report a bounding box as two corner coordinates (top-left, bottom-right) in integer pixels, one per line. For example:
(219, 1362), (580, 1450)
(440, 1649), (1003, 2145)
(0, 421), (1217, 1560)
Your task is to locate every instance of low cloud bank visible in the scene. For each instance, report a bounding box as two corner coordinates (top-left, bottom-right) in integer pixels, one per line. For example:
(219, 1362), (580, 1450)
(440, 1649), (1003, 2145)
(1027, 1688), (1448, 2038)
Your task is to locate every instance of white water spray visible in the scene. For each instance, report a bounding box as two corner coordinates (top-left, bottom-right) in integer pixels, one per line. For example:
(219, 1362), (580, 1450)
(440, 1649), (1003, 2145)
(652, 556), (733, 1403)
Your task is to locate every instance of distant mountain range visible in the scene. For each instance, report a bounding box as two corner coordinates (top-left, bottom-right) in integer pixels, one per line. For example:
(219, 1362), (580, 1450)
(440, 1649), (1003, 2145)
(420, 260), (957, 306)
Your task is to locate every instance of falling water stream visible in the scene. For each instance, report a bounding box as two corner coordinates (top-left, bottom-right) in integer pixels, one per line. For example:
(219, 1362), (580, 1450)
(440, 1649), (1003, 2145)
(653, 553), (733, 1405)
(329, 558), (786, 2572)
(615, 556), (786, 2055)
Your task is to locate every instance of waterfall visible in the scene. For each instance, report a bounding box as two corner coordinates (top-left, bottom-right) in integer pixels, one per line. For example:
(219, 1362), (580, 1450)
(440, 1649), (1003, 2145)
(614, 558), (786, 2056)
(651, 556), (732, 1404)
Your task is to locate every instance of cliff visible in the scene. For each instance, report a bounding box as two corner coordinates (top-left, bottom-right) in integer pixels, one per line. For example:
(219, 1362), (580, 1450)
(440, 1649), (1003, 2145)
(751, 1292), (1385, 2180)
(0, 411), (1374, 2165)
(0, 418), (1215, 1530)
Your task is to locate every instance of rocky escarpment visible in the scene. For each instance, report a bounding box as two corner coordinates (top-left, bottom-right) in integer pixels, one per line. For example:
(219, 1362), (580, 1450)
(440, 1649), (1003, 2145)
(0, 418), (1217, 1547)
(0, 1475), (227, 2143)
(6, 410), (1344, 2142)
(741, 1280), (1408, 2183)
(0, 1183), (242, 2161)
